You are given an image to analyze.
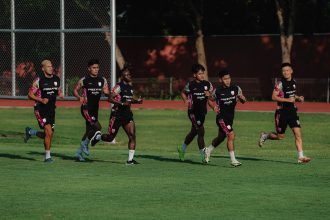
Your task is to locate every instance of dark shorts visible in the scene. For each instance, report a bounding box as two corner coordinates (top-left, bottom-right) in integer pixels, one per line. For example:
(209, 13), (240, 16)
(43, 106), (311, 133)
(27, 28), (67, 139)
(188, 111), (206, 129)
(81, 105), (99, 127)
(107, 110), (134, 136)
(34, 107), (55, 129)
(275, 109), (301, 134)
(216, 115), (234, 136)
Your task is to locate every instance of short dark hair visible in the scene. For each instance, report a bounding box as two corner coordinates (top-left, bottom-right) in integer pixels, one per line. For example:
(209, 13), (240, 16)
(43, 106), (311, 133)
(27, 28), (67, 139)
(218, 69), (230, 78)
(281, 63), (292, 68)
(88, 59), (100, 67)
(119, 63), (131, 76)
(191, 64), (205, 74)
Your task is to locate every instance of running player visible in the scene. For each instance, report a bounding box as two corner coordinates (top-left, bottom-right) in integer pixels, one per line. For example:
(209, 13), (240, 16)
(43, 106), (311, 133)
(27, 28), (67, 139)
(205, 69), (246, 167)
(24, 60), (63, 163)
(177, 64), (213, 163)
(73, 59), (109, 162)
(258, 63), (311, 164)
(96, 64), (143, 165)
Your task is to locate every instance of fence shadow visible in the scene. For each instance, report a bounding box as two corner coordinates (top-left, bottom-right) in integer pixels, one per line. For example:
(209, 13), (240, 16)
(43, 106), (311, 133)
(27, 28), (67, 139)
(0, 153), (36, 161)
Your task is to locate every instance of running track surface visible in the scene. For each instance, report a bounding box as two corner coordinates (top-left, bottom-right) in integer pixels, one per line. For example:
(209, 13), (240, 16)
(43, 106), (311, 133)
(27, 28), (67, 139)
(0, 99), (329, 113)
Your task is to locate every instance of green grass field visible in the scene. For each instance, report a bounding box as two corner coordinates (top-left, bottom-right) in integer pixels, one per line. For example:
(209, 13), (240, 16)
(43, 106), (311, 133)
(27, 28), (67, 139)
(0, 107), (329, 220)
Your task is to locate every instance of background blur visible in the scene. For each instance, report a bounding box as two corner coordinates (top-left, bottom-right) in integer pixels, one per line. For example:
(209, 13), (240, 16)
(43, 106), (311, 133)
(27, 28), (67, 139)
(0, 0), (329, 100)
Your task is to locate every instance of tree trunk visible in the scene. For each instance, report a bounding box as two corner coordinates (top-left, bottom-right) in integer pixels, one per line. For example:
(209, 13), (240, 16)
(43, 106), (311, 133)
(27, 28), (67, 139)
(275, 0), (295, 64)
(104, 29), (126, 70)
(190, 1), (208, 80)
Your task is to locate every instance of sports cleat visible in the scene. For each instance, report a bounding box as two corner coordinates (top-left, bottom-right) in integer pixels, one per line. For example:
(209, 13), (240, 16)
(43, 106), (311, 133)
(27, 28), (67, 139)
(298, 156), (311, 164)
(75, 152), (86, 162)
(258, 132), (267, 147)
(177, 145), (185, 161)
(126, 159), (139, 165)
(24, 127), (32, 143)
(44, 158), (54, 163)
(204, 147), (211, 163)
(90, 131), (101, 147)
(231, 160), (242, 167)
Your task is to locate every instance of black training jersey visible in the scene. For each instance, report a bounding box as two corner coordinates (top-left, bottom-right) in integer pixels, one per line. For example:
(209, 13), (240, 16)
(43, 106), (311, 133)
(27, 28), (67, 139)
(111, 81), (134, 112)
(274, 78), (297, 110)
(213, 84), (242, 118)
(78, 75), (108, 108)
(183, 80), (213, 114)
(30, 74), (61, 110)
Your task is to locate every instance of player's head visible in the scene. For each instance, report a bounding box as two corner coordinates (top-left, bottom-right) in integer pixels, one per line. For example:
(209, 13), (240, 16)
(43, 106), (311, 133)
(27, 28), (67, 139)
(87, 59), (100, 77)
(192, 64), (205, 82)
(41, 60), (54, 77)
(120, 63), (132, 83)
(218, 69), (231, 87)
(281, 63), (293, 80)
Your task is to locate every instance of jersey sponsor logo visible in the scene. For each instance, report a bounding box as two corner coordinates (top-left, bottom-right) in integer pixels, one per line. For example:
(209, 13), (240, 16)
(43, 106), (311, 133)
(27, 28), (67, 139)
(54, 81), (57, 86)
(231, 91), (235, 95)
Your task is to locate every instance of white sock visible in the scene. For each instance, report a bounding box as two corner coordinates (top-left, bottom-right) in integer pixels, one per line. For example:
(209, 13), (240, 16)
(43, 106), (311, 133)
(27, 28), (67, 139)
(45, 150), (51, 159)
(208, 144), (215, 153)
(82, 138), (89, 146)
(128, 150), (135, 161)
(182, 143), (187, 152)
(199, 148), (206, 156)
(229, 151), (236, 162)
(298, 151), (304, 158)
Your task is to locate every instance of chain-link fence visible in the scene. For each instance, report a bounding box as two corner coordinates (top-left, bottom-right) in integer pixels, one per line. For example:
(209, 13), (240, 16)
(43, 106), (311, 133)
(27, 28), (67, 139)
(0, 0), (113, 98)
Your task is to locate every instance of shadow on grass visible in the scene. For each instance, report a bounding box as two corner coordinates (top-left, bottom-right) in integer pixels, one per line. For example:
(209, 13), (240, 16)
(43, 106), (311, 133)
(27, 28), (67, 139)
(27, 151), (123, 164)
(136, 154), (217, 166)
(0, 153), (36, 161)
(212, 155), (296, 164)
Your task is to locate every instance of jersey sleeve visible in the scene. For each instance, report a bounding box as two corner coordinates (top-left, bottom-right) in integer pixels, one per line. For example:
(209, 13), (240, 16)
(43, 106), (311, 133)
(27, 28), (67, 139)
(274, 81), (283, 92)
(102, 77), (108, 89)
(111, 84), (121, 95)
(208, 81), (214, 92)
(183, 82), (190, 94)
(237, 85), (242, 96)
(29, 77), (40, 94)
(211, 87), (217, 99)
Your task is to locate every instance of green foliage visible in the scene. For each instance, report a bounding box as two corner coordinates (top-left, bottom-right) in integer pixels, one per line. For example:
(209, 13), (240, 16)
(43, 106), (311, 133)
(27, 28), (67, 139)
(0, 108), (329, 219)
(65, 76), (80, 96)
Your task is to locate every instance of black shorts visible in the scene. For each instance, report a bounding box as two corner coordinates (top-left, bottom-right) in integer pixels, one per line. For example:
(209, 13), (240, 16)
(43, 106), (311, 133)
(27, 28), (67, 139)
(216, 114), (234, 135)
(81, 105), (99, 127)
(34, 107), (55, 129)
(107, 110), (134, 136)
(188, 111), (206, 129)
(275, 109), (301, 134)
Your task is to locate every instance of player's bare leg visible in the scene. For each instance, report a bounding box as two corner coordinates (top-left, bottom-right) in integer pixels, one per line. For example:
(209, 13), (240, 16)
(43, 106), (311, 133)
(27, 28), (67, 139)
(205, 131), (226, 163)
(226, 131), (241, 167)
(43, 124), (54, 163)
(123, 121), (139, 165)
(292, 127), (311, 164)
(259, 132), (284, 147)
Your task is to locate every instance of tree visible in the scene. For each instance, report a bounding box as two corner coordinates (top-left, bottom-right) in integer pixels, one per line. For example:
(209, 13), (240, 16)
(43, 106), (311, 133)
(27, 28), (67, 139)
(275, 0), (295, 63)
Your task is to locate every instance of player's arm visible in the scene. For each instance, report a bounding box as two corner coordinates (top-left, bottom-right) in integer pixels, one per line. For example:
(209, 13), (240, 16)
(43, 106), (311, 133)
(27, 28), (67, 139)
(271, 89), (294, 103)
(131, 96), (143, 104)
(102, 77), (110, 97)
(208, 88), (220, 113)
(181, 82), (190, 104)
(28, 78), (48, 104)
(237, 86), (246, 104)
(57, 86), (64, 99)
(108, 85), (129, 106)
(73, 78), (85, 104)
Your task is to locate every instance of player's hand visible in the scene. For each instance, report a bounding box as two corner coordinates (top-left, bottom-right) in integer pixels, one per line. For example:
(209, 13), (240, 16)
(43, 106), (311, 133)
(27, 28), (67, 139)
(213, 105), (220, 114)
(204, 91), (211, 97)
(297, 96), (304, 102)
(121, 102), (130, 106)
(237, 95), (246, 104)
(41, 98), (49, 104)
(79, 96), (86, 104)
(136, 98), (143, 104)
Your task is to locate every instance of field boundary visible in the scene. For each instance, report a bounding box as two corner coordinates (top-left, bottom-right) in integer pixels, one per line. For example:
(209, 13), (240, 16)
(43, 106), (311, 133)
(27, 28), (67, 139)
(0, 99), (329, 113)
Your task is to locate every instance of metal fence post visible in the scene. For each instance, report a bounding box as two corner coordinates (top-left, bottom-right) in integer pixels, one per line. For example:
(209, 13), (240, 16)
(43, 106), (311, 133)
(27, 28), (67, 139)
(11, 0), (16, 97)
(60, 0), (65, 96)
(327, 77), (329, 103)
(111, 0), (116, 90)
